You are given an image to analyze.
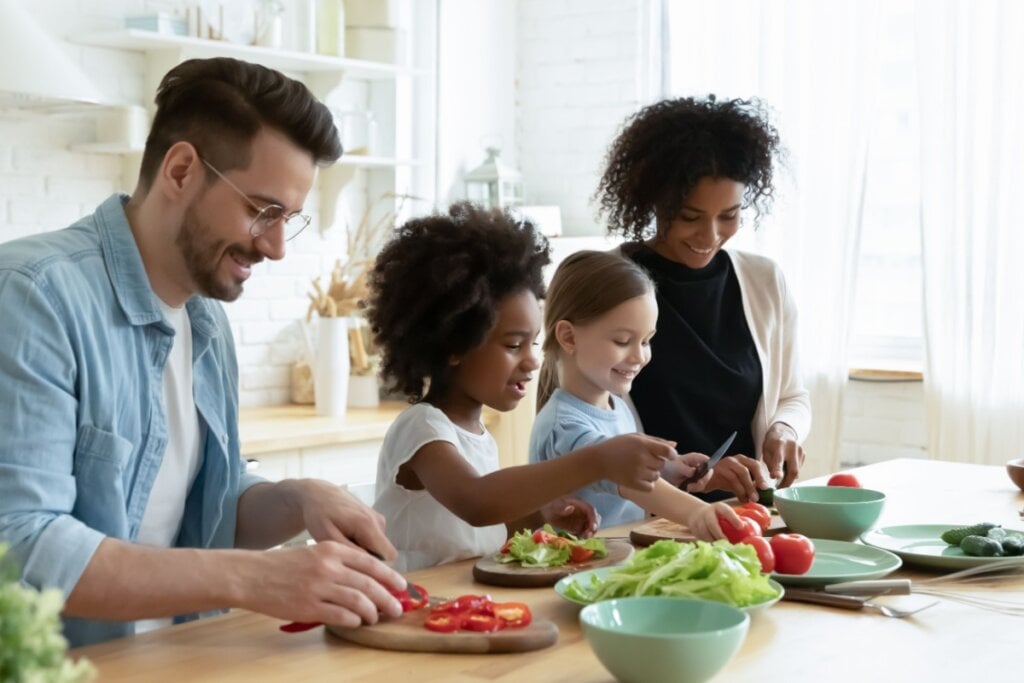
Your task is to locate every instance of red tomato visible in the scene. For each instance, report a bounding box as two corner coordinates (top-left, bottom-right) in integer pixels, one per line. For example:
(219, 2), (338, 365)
(461, 613), (505, 632)
(532, 529), (569, 548)
(500, 539), (513, 554)
(740, 536), (775, 573)
(390, 584), (430, 612)
(569, 545), (595, 563)
(718, 515), (762, 543)
(424, 612), (464, 633)
(734, 502), (772, 533)
(770, 533), (816, 574)
(433, 594), (493, 615)
(827, 472), (862, 488)
(492, 602), (532, 628)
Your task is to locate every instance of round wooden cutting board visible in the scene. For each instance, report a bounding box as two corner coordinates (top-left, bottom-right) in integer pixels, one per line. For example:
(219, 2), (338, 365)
(326, 610), (558, 654)
(471, 539), (634, 588)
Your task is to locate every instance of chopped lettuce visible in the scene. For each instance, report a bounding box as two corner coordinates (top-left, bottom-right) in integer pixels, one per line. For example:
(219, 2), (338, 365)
(497, 525), (607, 567)
(562, 539), (778, 608)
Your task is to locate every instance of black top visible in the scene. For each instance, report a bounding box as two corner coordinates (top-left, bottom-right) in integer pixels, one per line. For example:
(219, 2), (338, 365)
(626, 245), (763, 497)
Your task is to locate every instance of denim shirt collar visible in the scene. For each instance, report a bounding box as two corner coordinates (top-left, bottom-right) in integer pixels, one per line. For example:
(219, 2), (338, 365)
(95, 193), (221, 349)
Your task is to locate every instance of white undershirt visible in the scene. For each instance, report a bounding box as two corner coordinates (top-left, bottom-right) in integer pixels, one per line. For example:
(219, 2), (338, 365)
(136, 301), (203, 634)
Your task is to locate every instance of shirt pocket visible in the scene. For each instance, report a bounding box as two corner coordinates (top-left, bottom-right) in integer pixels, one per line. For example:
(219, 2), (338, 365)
(72, 424), (134, 539)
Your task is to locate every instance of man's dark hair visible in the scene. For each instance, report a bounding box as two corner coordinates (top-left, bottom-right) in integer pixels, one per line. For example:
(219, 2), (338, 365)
(138, 57), (342, 188)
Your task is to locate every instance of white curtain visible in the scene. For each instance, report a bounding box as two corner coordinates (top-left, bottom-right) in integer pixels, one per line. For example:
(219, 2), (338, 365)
(665, 0), (882, 478)
(915, 0), (1024, 464)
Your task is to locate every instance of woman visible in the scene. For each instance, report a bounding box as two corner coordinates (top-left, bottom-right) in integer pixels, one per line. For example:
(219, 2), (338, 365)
(595, 95), (811, 502)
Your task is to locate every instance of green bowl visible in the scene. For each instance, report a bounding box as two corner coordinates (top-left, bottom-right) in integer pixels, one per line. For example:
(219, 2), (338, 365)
(774, 485), (885, 541)
(579, 597), (749, 683)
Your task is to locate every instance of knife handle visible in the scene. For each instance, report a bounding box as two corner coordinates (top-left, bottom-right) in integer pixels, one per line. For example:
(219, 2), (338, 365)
(782, 588), (866, 610)
(824, 579), (912, 596)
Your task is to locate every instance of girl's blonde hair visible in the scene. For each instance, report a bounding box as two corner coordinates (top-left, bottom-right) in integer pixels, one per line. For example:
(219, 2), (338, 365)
(536, 250), (655, 411)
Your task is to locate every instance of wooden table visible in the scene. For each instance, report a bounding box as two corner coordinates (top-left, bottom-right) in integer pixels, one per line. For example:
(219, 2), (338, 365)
(71, 459), (1024, 682)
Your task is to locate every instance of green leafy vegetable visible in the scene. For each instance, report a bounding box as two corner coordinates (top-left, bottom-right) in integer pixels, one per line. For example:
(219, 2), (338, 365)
(497, 524), (607, 567)
(0, 544), (95, 682)
(563, 539), (779, 608)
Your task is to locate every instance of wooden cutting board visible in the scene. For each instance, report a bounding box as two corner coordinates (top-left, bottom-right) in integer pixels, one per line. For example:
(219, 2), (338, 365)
(471, 539), (634, 588)
(326, 609), (558, 654)
(630, 514), (788, 547)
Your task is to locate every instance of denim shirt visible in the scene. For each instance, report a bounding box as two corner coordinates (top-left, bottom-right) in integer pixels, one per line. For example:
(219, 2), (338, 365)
(0, 194), (265, 647)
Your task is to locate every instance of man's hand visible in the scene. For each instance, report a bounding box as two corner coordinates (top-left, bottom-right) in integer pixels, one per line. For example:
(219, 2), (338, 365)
(285, 479), (398, 561)
(540, 496), (599, 538)
(704, 455), (773, 503)
(238, 541), (405, 628)
(762, 422), (805, 488)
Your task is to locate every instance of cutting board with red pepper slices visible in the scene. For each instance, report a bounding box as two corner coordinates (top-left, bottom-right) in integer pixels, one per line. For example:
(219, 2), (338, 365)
(630, 513), (788, 547)
(326, 608), (558, 654)
(471, 539), (634, 587)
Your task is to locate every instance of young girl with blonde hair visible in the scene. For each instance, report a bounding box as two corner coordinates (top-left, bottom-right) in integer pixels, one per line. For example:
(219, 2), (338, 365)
(531, 250), (741, 536)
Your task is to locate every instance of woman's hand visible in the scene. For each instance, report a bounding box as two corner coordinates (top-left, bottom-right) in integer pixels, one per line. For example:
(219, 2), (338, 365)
(704, 456), (773, 503)
(540, 496), (599, 537)
(762, 422), (805, 488)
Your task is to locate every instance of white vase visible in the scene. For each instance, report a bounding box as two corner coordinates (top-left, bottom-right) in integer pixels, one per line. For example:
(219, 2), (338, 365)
(314, 317), (350, 417)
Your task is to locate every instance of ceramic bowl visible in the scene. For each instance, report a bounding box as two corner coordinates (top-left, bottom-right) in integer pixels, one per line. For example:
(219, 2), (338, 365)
(1007, 459), (1024, 491)
(579, 597), (749, 683)
(774, 485), (885, 541)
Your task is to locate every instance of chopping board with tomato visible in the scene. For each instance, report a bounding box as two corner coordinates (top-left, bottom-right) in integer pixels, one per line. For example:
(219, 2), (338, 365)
(630, 507), (787, 547)
(472, 539), (634, 588)
(327, 596), (558, 654)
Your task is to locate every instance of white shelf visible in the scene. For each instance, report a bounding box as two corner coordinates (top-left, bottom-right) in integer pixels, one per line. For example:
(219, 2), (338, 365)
(337, 155), (419, 168)
(74, 29), (411, 81)
(70, 142), (143, 154)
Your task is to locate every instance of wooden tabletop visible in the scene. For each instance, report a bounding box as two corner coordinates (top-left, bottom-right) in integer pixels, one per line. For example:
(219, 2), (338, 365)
(70, 459), (1024, 682)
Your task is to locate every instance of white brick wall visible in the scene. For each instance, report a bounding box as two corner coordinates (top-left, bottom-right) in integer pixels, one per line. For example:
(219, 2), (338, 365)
(839, 379), (928, 466)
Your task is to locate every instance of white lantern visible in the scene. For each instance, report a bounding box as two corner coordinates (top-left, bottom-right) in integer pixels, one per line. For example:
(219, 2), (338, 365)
(464, 147), (523, 209)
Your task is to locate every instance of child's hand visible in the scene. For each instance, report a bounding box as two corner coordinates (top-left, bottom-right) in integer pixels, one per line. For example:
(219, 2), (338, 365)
(540, 496), (599, 538)
(686, 502), (743, 541)
(599, 434), (675, 492)
(662, 452), (712, 492)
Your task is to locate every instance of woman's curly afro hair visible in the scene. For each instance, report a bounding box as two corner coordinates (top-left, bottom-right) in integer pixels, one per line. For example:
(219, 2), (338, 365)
(365, 201), (550, 403)
(595, 95), (783, 242)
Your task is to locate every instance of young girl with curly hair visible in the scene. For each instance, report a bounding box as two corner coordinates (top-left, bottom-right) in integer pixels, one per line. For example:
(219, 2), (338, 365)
(597, 95), (811, 502)
(530, 250), (740, 532)
(365, 203), (698, 571)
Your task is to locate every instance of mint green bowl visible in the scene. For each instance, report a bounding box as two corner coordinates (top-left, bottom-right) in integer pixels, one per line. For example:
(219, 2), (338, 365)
(579, 597), (749, 683)
(774, 485), (886, 541)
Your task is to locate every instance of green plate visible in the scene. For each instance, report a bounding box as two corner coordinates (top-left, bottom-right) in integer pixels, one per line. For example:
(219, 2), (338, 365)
(861, 524), (1024, 570)
(553, 566), (784, 615)
(770, 538), (902, 586)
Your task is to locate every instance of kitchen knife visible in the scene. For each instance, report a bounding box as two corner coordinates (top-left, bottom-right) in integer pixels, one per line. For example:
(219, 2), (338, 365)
(677, 430), (737, 490)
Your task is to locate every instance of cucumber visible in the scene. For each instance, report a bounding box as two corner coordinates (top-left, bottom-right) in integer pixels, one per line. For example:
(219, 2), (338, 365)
(1001, 535), (1024, 556)
(756, 488), (775, 507)
(986, 527), (1010, 541)
(960, 535), (1004, 557)
(940, 523), (998, 545)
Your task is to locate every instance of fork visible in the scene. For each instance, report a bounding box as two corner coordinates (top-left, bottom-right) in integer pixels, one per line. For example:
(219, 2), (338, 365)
(783, 588), (937, 618)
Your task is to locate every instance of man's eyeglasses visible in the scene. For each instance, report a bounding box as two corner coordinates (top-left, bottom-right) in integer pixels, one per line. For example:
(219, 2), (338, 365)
(200, 157), (311, 241)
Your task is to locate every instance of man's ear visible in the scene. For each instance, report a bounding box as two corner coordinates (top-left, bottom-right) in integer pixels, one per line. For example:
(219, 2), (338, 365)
(554, 320), (576, 355)
(158, 141), (204, 200)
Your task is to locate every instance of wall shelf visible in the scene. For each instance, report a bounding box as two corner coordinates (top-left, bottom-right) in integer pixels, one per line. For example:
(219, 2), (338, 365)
(74, 29), (410, 81)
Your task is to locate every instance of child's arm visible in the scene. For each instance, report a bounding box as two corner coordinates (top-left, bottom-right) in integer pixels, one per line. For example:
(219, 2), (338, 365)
(405, 433), (674, 527)
(620, 480), (745, 541)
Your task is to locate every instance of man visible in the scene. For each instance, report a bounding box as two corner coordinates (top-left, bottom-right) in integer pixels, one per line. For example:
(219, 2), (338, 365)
(0, 57), (404, 647)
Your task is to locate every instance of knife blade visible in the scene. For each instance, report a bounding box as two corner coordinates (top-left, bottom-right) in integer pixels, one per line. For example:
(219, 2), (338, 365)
(677, 430), (737, 490)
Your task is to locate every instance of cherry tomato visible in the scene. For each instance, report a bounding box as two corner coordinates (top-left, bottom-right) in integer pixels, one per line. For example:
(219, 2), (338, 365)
(740, 536), (775, 573)
(461, 613), (506, 632)
(500, 539), (513, 554)
(532, 529), (569, 547)
(770, 533), (816, 574)
(569, 545), (595, 563)
(424, 612), (464, 633)
(717, 515), (761, 544)
(492, 601), (532, 628)
(827, 472), (862, 487)
(734, 502), (772, 533)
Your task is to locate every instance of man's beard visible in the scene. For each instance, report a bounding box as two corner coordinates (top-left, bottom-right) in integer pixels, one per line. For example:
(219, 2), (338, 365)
(177, 205), (260, 302)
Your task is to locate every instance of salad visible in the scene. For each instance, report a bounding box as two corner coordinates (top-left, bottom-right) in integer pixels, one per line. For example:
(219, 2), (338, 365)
(562, 539), (779, 608)
(497, 525), (607, 567)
